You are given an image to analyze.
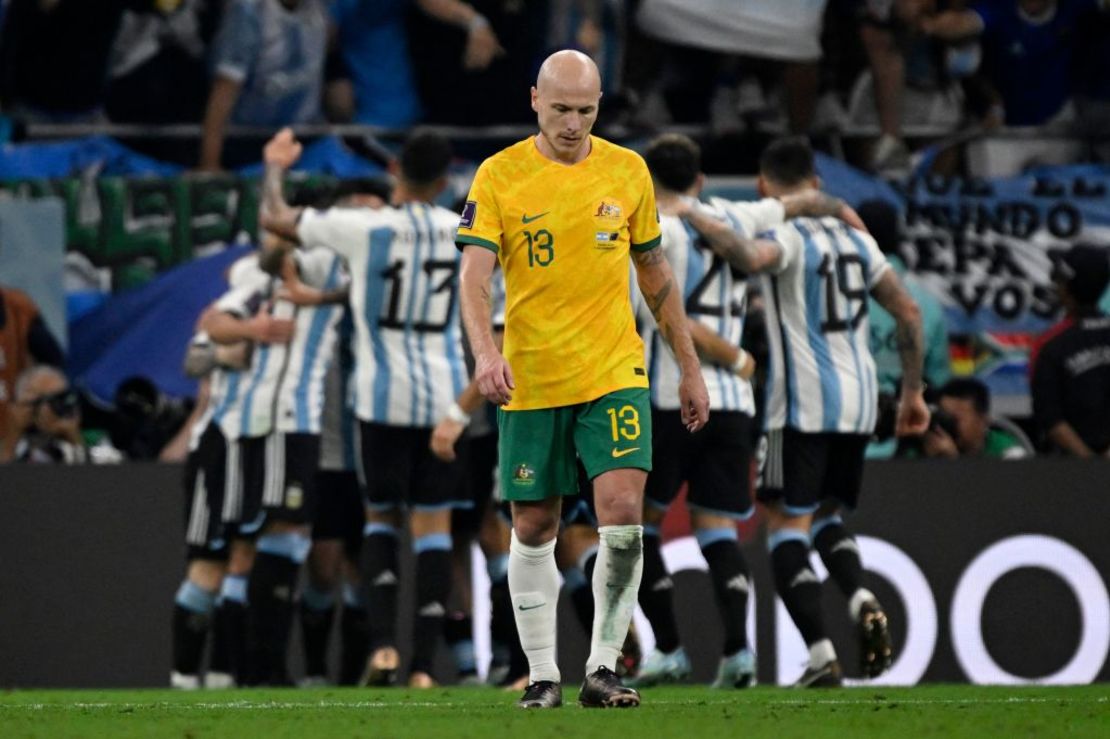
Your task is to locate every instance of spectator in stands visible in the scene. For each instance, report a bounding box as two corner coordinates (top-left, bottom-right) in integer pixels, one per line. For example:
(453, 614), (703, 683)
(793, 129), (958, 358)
(631, 0), (827, 132)
(0, 285), (63, 463)
(328, 0), (503, 127)
(3, 365), (122, 464)
(919, 0), (1109, 127)
(199, 0), (328, 171)
(0, 0), (142, 123)
(106, 0), (222, 124)
(920, 378), (1030, 459)
(1032, 244), (1110, 457)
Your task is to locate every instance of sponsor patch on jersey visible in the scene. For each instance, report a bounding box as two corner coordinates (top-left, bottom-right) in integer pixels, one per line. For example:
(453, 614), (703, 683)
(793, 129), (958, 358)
(459, 200), (477, 229)
(594, 200), (623, 220)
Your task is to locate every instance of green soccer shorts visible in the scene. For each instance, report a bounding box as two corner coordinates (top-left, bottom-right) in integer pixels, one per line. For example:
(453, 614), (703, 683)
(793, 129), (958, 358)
(497, 387), (652, 502)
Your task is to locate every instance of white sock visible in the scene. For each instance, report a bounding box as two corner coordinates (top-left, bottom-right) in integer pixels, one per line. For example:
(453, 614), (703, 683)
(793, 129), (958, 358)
(508, 530), (561, 683)
(848, 588), (877, 621)
(808, 638), (836, 669)
(585, 525), (644, 675)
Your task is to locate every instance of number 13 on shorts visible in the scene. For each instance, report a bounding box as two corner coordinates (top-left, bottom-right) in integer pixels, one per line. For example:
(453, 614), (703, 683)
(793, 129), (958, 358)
(607, 405), (641, 441)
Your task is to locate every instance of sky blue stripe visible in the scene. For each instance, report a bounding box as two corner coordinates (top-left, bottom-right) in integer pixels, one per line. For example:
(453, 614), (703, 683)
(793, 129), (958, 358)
(367, 227), (394, 422)
(768, 275), (800, 428)
(417, 207), (444, 423)
(211, 371), (241, 424)
(413, 207), (436, 425)
(419, 207), (463, 403)
(403, 205), (424, 426)
(798, 222), (842, 432)
(293, 256), (341, 431)
(822, 224), (867, 432)
(841, 224), (877, 431)
(239, 344), (271, 436)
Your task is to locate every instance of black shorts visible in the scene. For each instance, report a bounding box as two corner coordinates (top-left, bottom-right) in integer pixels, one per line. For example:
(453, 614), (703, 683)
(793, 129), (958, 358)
(453, 430), (499, 536)
(757, 428), (869, 515)
(231, 432), (321, 536)
(359, 422), (467, 511)
(313, 469), (365, 558)
(183, 423), (229, 561)
(646, 409), (756, 521)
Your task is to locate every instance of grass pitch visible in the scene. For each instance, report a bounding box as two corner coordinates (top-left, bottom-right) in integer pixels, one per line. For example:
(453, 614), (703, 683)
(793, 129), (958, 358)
(1, 684), (1107, 738)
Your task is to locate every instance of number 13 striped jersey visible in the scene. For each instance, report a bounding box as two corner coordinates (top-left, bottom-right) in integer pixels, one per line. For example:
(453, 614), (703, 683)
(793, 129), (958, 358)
(299, 203), (468, 428)
(761, 216), (889, 434)
(456, 135), (662, 411)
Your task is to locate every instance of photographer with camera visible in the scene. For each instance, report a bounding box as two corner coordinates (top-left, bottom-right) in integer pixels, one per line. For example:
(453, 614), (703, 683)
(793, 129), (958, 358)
(2, 365), (121, 464)
(917, 378), (1030, 460)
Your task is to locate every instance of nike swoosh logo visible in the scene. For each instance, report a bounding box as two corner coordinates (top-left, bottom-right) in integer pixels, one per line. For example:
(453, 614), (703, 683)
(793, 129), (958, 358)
(518, 603), (546, 611)
(611, 447), (640, 458)
(522, 211), (549, 224)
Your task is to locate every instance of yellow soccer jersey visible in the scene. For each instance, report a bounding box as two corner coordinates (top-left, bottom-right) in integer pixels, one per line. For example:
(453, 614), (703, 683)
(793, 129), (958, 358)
(456, 135), (662, 411)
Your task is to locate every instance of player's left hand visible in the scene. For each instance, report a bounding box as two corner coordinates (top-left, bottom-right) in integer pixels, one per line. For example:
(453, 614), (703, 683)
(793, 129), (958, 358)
(430, 418), (465, 462)
(839, 203), (868, 233)
(263, 127), (303, 170)
(678, 371), (710, 432)
(895, 389), (930, 437)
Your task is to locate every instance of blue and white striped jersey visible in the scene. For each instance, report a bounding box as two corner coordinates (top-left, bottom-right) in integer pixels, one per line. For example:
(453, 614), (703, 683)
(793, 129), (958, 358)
(219, 247), (347, 438)
(318, 311), (358, 473)
(298, 203), (468, 428)
(187, 333), (241, 453)
(761, 216), (890, 434)
(639, 198), (786, 414)
(207, 255), (270, 441)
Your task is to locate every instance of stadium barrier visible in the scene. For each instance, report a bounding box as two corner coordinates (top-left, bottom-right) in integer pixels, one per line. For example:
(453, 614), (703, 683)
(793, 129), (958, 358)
(0, 459), (1107, 689)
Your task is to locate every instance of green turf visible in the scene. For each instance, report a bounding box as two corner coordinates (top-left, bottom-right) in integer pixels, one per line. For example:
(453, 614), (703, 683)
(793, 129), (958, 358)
(1, 685), (1107, 738)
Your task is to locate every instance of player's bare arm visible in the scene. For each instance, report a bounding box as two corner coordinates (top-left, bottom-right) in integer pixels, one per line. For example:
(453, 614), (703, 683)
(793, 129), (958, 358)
(780, 190), (867, 231)
(459, 246), (514, 406)
(677, 200), (782, 274)
(870, 269), (930, 436)
(201, 307), (294, 346)
(259, 128), (305, 242)
(276, 255), (349, 306)
(632, 246), (710, 431)
(687, 320), (755, 380)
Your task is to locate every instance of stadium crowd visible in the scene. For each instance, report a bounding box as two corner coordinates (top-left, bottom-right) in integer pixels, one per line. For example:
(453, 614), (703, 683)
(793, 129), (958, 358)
(1, 0), (1110, 702)
(1, 1), (1109, 172)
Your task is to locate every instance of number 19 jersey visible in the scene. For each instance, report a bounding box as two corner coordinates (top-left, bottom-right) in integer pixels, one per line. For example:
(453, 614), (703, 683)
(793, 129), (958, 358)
(456, 136), (662, 411)
(761, 216), (889, 434)
(299, 203), (468, 428)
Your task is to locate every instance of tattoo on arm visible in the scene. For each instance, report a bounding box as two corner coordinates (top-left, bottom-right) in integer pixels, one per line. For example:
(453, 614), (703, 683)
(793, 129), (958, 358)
(262, 163), (286, 216)
(647, 278), (673, 323)
(632, 247), (665, 267)
(894, 317), (924, 392)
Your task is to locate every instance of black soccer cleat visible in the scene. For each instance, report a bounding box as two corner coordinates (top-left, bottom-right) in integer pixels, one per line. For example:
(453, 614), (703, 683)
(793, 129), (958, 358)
(517, 680), (563, 709)
(795, 659), (843, 688)
(859, 602), (893, 678)
(578, 666), (641, 708)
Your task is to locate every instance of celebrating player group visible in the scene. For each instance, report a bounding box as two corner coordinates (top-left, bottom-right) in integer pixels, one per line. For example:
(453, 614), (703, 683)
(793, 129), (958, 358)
(170, 48), (929, 709)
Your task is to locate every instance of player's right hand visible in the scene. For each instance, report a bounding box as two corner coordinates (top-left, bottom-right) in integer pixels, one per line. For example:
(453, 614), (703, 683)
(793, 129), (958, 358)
(678, 371), (710, 432)
(895, 389), (930, 437)
(430, 418), (465, 462)
(474, 350), (514, 406)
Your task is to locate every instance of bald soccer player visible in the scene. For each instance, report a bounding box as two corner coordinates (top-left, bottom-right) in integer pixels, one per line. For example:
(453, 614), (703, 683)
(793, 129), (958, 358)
(456, 50), (710, 709)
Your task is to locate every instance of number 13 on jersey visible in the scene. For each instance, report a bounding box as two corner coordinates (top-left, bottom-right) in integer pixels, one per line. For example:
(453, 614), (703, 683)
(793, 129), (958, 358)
(524, 229), (554, 267)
